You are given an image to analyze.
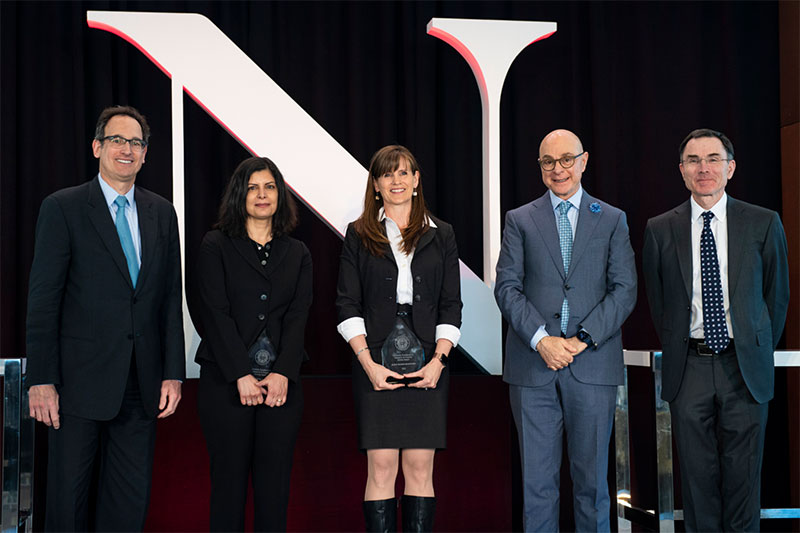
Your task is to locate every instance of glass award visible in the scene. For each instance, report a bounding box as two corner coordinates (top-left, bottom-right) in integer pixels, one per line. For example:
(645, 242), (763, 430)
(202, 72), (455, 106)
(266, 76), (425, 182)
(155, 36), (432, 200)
(381, 317), (425, 374)
(248, 328), (278, 379)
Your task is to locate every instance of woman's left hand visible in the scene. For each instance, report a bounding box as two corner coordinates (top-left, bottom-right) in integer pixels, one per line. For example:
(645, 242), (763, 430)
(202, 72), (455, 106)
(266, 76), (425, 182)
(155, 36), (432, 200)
(405, 357), (445, 389)
(258, 372), (289, 407)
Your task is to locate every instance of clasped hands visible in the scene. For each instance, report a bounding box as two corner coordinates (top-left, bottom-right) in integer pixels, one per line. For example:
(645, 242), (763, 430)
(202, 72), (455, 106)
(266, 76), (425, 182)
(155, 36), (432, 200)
(237, 372), (288, 408)
(536, 336), (588, 371)
(361, 356), (444, 391)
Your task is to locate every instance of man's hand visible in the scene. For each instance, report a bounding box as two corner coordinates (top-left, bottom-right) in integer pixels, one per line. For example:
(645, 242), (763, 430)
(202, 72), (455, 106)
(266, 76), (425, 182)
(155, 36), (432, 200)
(29, 384), (60, 429)
(564, 336), (589, 356)
(536, 336), (578, 371)
(157, 379), (182, 419)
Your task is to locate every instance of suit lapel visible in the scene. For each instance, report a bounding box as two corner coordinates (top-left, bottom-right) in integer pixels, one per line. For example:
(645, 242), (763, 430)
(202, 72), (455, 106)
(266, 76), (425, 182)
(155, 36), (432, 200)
(415, 223), (437, 254)
(134, 188), (157, 292)
(567, 193), (602, 278)
(263, 235), (290, 278)
(86, 177), (134, 288)
(670, 200), (693, 300)
(231, 236), (270, 280)
(529, 194), (566, 278)
(726, 197), (744, 299)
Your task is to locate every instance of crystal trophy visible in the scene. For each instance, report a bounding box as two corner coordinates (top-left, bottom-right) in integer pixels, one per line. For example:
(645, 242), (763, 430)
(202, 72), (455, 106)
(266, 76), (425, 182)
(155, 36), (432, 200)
(248, 328), (278, 379)
(381, 317), (425, 374)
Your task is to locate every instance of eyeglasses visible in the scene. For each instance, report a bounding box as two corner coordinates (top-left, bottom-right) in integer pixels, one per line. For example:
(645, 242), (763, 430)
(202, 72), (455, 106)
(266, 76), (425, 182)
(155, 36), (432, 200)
(538, 152), (585, 171)
(681, 156), (730, 168)
(99, 135), (148, 152)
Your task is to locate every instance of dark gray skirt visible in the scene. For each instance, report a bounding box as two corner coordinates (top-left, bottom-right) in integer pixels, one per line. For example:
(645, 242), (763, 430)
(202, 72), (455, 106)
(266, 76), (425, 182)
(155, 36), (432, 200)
(352, 336), (449, 451)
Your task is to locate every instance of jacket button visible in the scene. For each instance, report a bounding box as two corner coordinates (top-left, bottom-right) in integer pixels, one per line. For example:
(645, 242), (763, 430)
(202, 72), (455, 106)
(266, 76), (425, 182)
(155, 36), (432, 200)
(132, 297), (138, 304)
(258, 314), (265, 321)
(682, 337), (687, 343)
(260, 294), (267, 301)
(554, 313), (560, 319)
(564, 284), (571, 290)
(388, 296), (394, 301)
(414, 294), (421, 302)
(261, 259), (267, 266)
(415, 276), (422, 283)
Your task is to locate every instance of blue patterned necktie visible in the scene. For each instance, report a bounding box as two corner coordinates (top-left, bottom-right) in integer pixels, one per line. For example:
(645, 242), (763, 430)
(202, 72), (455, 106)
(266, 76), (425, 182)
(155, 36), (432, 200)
(557, 201), (572, 334)
(700, 211), (729, 352)
(114, 195), (139, 288)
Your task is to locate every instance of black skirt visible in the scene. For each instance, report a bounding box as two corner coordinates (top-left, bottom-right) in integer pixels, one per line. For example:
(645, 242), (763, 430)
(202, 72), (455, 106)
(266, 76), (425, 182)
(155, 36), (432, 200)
(352, 313), (449, 451)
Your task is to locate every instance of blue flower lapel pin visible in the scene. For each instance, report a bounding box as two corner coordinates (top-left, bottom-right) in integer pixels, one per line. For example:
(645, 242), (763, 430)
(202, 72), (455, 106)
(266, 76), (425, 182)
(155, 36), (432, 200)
(589, 202), (602, 213)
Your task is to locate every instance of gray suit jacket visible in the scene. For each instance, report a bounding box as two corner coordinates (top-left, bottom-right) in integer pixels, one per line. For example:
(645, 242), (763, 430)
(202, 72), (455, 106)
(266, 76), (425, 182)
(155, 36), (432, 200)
(495, 190), (637, 387)
(643, 196), (789, 403)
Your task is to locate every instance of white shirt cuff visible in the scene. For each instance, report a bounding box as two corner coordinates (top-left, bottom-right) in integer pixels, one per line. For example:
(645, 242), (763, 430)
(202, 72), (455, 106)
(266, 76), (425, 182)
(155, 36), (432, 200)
(337, 317), (367, 343)
(435, 324), (461, 348)
(530, 325), (549, 351)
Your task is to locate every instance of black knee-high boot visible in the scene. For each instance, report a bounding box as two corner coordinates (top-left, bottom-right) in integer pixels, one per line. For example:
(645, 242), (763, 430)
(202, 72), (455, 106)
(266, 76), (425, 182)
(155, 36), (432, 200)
(363, 498), (397, 532)
(401, 495), (436, 532)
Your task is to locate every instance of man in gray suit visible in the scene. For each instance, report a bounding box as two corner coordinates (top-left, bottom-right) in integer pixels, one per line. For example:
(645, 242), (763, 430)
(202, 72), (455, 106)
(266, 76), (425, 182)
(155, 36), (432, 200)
(643, 128), (789, 531)
(495, 129), (637, 531)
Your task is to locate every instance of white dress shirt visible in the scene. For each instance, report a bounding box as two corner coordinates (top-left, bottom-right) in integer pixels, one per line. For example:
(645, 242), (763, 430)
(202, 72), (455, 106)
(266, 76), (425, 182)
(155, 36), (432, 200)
(337, 209), (461, 347)
(689, 193), (733, 339)
(530, 187), (583, 351)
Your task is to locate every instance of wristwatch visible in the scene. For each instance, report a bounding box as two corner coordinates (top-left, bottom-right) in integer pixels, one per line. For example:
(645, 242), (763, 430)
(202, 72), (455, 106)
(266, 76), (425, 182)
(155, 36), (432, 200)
(436, 352), (449, 367)
(576, 329), (596, 349)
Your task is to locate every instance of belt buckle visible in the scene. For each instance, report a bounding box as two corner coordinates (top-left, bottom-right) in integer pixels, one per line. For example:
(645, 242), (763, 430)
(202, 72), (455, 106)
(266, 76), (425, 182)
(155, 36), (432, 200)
(695, 342), (714, 357)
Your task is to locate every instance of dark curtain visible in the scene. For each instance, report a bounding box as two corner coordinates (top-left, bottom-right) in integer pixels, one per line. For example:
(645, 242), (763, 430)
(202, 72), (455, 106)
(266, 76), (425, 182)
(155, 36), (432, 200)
(1, 1), (789, 530)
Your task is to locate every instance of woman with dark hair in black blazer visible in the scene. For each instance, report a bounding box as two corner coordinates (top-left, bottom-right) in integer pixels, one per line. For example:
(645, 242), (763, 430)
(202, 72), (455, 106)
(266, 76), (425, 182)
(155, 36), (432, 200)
(336, 145), (462, 532)
(191, 156), (312, 531)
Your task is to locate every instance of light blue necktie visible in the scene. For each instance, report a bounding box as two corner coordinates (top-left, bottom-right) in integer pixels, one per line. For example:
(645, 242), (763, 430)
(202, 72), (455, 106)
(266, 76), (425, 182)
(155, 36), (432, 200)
(557, 201), (572, 334)
(114, 195), (139, 288)
(700, 212), (729, 353)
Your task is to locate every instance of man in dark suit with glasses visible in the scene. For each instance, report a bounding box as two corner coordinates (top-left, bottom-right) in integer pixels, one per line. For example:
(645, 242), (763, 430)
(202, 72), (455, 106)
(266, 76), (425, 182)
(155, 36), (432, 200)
(26, 105), (185, 531)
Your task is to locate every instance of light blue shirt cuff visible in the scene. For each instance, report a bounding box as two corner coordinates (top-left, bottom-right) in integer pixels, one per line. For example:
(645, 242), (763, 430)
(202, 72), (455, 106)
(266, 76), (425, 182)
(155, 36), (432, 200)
(530, 325), (549, 352)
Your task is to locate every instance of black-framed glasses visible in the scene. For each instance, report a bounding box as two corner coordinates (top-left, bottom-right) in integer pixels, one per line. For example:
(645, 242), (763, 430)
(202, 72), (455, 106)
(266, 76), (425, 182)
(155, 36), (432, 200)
(680, 155), (730, 167)
(538, 152), (585, 171)
(99, 135), (148, 152)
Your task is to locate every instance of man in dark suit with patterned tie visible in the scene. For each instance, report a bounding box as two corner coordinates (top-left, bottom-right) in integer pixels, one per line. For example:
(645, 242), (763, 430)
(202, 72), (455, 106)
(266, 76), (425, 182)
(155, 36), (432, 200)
(26, 105), (185, 531)
(643, 128), (789, 531)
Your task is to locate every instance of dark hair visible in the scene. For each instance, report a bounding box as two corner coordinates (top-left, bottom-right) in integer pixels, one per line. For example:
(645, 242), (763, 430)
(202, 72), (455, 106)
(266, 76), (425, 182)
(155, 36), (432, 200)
(94, 105), (151, 143)
(679, 128), (735, 161)
(354, 145), (430, 257)
(214, 156), (298, 239)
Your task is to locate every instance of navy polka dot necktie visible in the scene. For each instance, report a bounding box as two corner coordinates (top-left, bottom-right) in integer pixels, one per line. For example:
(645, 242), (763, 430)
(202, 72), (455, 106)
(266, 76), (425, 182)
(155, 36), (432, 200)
(700, 211), (729, 353)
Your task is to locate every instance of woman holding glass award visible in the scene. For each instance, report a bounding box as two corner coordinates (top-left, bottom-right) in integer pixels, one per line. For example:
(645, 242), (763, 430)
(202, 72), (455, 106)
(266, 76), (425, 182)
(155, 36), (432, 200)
(191, 156), (312, 531)
(336, 145), (462, 532)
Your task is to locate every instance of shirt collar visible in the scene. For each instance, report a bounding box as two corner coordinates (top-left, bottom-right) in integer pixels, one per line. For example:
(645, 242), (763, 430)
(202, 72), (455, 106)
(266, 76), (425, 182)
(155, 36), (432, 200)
(377, 207), (437, 228)
(690, 192), (727, 223)
(98, 174), (136, 209)
(549, 186), (583, 212)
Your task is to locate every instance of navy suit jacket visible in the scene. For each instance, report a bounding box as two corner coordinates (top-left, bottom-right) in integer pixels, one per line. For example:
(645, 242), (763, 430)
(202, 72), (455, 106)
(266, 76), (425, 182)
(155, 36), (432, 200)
(643, 196), (789, 403)
(495, 190), (637, 387)
(26, 176), (185, 420)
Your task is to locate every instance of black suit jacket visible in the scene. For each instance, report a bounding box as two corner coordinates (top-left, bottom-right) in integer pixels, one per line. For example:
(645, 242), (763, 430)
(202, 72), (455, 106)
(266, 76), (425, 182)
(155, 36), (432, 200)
(336, 217), (462, 352)
(190, 230), (313, 383)
(643, 196), (789, 403)
(26, 176), (185, 420)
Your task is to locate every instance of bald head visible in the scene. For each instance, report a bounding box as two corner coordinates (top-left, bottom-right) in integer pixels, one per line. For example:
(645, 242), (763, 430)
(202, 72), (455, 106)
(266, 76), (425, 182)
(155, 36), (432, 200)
(539, 129), (583, 156)
(538, 129), (588, 200)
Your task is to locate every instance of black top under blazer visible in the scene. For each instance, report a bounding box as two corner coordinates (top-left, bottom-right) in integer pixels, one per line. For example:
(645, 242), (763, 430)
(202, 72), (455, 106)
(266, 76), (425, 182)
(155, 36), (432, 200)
(26, 177), (185, 420)
(190, 230), (313, 384)
(336, 216), (462, 350)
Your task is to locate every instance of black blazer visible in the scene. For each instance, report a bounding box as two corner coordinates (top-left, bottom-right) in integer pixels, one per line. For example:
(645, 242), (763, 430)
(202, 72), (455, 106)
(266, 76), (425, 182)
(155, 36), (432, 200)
(336, 217), (462, 351)
(643, 196), (790, 403)
(26, 176), (185, 420)
(190, 230), (313, 384)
